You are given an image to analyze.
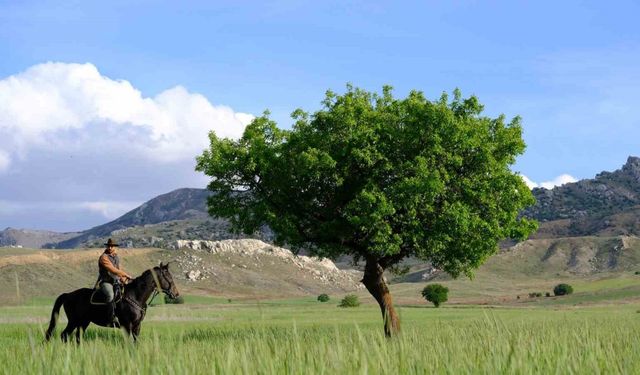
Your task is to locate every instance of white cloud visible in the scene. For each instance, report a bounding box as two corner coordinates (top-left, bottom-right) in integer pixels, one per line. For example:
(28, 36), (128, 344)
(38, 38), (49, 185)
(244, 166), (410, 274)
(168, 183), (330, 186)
(520, 175), (538, 189)
(521, 174), (578, 190)
(540, 174), (577, 189)
(0, 200), (140, 220)
(0, 62), (254, 167)
(0, 150), (9, 173)
(80, 201), (141, 219)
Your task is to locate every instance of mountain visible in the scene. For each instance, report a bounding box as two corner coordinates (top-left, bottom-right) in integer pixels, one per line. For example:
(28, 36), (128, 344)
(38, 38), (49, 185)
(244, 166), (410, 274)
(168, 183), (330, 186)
(50, 188), (212, 248)
(526, 156), (640, 238)
(5, 156), (640, 249)
(0, 228), (80, 249)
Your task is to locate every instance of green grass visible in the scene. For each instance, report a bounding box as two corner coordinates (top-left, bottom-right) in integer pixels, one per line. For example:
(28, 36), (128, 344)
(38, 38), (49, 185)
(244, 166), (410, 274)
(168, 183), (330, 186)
(3, 299), (640, 374)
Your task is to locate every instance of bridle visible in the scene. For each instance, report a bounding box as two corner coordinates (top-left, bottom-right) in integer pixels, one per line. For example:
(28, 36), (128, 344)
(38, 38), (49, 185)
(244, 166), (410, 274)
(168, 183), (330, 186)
(120, 265), (178, 319)
(149, 267), (177, 300)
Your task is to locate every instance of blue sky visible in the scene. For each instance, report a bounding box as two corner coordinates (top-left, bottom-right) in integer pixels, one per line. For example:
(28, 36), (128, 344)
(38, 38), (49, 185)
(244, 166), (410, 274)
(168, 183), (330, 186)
(0, 0), (639, 231)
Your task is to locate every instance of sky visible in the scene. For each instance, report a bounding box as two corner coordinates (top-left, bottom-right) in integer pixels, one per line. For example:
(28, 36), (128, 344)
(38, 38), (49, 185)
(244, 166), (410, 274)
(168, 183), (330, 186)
(0, 0), (639, 231)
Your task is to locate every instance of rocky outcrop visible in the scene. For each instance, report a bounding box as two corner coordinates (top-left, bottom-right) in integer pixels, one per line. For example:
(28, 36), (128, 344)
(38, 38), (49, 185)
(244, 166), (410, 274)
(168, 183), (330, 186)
(526, 156), (640, 223)
(173, 239), (362, 288)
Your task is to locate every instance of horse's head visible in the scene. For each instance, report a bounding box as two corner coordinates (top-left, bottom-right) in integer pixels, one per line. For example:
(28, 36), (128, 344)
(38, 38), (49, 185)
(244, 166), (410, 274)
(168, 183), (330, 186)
(153, 262), (180, 299)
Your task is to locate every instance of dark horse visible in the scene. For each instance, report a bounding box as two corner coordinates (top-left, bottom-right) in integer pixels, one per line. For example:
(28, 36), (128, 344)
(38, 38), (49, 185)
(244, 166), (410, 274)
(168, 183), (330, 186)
(45, 262), (179, 343)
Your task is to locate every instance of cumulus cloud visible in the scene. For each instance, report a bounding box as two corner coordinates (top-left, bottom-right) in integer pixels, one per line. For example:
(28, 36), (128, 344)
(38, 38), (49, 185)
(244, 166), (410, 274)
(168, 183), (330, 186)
(520, 175), (538, 189)
(539, 174), (578, 189)
(0, 62), (253, 167)
(80, 201), (141, 219)
(0, 150), (9, 173)
(0, 62), (256, 231)
(521, 174), (578, 190)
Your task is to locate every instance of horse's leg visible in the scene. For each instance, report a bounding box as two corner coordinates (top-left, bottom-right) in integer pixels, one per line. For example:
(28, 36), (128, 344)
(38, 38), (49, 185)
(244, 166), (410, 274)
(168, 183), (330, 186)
(75, 322), (89, 344)
(132, 322), (141, 342)
(60, 322), (75, 343)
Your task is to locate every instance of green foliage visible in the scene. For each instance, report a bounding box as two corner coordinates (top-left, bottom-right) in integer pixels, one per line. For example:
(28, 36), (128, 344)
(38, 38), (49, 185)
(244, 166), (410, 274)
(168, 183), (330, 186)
(317, 294), (330, 302)
(164, 295), (185, 304)
(338, 294), (361, 308)
(554, 283), (574, 296)
(196, 85), (537, 276)
(421, 284), (449, 307)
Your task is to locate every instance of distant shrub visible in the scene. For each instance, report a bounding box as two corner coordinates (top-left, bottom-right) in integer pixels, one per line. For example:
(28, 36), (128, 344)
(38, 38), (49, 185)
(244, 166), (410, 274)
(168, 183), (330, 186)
(545, 292), (551, 297)
(553, 283), (574, 296)
(528, 292), (543, 298)
(421, 284), (449, 308)
(635, 271), (640, 275)
(317, 294), (330, 302)
(338, 294), (360, 308)
(164, 295), (185, 304)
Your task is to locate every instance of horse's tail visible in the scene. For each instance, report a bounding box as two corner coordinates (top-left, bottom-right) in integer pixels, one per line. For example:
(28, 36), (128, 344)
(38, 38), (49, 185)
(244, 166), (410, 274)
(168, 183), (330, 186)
(45, 293), (67, 341)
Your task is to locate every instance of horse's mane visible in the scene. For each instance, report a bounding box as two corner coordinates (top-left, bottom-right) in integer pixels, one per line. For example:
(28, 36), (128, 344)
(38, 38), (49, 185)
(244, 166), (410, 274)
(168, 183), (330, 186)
(128, 268), (155, 289)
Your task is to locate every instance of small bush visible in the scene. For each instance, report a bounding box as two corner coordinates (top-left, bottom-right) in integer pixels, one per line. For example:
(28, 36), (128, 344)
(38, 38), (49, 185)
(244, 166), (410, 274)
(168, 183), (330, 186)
(635, 271), (640, 275)
(338, 294), (360, 308)
(421, 284), (449, 308)
(164, 295), (185, 304)
(317, 294), (330, 302)
(545, 292), (551, 297)
(553, 283), (574, 296)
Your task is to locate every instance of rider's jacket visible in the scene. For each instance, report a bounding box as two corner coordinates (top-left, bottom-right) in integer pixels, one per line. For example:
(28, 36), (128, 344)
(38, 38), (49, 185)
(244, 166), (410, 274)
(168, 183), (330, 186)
(98, 252), (121, 284)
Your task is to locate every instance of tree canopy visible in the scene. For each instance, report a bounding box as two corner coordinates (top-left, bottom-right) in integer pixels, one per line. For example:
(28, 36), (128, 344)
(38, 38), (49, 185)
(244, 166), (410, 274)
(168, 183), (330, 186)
(196, 85), (536, 276)
(196, 85), (537, 335)
(421, 284), (449, 308)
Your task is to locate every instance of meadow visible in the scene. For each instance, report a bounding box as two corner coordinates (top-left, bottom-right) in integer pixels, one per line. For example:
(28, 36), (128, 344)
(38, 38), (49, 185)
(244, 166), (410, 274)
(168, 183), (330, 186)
(1, 295), (639, 375)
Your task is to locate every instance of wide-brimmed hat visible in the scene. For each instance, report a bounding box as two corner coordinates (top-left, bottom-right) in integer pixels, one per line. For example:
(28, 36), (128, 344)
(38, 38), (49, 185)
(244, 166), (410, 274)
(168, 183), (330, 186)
(104, 238), (120, 247)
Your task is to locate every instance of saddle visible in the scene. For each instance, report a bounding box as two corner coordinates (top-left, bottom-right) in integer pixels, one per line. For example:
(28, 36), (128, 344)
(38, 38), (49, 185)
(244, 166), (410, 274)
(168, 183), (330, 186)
(89, 281), (123, 305)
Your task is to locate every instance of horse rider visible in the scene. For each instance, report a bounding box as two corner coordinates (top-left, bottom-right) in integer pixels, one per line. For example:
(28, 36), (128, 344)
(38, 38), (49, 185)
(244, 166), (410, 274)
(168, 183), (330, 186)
(98, 238), (132, 326)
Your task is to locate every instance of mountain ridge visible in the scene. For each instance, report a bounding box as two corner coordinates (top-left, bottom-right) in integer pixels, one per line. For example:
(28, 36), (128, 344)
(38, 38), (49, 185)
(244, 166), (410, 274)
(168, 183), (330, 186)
(2, 156), (640, 248)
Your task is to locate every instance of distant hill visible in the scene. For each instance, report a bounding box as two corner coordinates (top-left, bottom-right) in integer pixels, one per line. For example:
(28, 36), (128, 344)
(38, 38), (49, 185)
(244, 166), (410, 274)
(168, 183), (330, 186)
(526, 156), (640, 238)
(0, 239), (362, 304)
(0, 228), (79, 249)
(50, 188), (212, 248)
(4, 156), (640, 249)
(399, 235), (640, 284)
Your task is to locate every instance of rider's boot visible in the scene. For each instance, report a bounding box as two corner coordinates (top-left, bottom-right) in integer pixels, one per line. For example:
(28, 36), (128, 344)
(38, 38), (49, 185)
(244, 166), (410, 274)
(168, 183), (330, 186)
(109, 301), (120, 327)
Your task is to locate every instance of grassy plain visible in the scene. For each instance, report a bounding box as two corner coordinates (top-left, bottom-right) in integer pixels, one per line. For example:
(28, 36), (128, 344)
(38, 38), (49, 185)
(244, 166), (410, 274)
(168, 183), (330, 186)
(1, 295), (639, 375)
(3, 243), (640, 374)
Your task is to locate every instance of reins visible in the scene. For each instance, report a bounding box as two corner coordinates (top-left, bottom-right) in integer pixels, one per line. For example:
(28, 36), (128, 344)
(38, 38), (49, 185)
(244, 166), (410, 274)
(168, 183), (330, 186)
(121, 268), (167, 316)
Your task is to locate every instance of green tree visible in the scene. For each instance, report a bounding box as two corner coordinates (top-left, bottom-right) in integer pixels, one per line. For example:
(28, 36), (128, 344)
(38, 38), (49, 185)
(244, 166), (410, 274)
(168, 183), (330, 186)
(338, 294), (361, 307)
(553, 283), (573, 296)
(421, 284), (449, 307)
(196, 85), (537, 336)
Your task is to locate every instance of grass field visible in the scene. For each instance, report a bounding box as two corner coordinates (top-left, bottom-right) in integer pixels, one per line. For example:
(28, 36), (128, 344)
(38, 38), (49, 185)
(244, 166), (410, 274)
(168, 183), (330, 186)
(2, 295), (639, 374)
(3, 244), (640, 374)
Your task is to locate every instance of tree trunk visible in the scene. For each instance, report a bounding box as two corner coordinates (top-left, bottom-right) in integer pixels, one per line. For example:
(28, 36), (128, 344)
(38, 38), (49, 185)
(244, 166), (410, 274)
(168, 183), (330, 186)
(362, 257), (400, 337)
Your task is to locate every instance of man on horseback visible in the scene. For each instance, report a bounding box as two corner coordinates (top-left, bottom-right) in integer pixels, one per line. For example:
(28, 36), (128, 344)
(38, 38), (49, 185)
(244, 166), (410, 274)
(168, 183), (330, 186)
(98, 238), (132, 326)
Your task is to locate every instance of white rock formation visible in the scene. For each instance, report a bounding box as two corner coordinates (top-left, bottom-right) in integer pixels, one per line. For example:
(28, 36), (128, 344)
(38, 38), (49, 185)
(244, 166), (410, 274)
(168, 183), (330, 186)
(173, 239), (362, 288)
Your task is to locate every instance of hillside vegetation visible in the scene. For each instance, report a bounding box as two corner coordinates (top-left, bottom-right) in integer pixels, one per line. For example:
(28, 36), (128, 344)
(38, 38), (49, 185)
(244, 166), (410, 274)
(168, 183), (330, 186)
(0, 240), (361, 305)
